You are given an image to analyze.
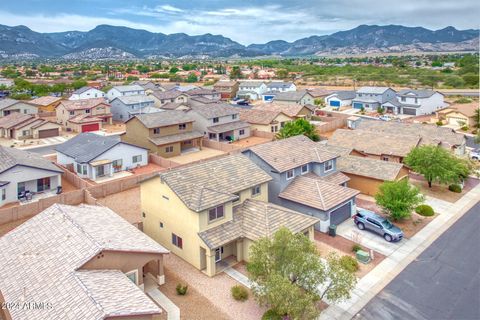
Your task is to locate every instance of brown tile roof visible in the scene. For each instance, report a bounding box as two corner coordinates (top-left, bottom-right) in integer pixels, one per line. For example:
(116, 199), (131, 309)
(0, 112), (33, 129)
(328, 129), (420, 157)
(247, 135), (339, 172)
(337, 155), (405, 181)
(239, 109), (287, 125)
(279, 175), (359, 211)
(207, 120), (250, 133)
(151, 89), (187, 100)
(156, 154), (272, 212)
(303, 171), (350, 185)
(306, 88), (333, 97)
(160, 102), (189, 110)
(148, 131), (204, 146)
(253, 103), (309, 118)
(59, 98), (108, 111)
(131, 110), (195, 128)
(440, 102), (479, 118)
(198, 199), (318, 249)
(214, 80), (238, 88)
(68, 114), (103, 124)
(29, 96), (63, 106)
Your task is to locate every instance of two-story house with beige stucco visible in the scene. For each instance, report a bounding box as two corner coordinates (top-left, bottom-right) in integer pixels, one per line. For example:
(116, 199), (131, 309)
(56, 98), (112, 132)
(140, 154), (318, 277)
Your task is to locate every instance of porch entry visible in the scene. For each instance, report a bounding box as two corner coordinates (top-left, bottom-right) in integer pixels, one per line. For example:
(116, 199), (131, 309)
(96, 165), (106, 177)
(215, 246), (223, 262)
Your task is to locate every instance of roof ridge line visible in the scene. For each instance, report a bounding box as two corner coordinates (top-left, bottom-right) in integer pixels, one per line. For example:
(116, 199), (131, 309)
(314, 181), (326, 210)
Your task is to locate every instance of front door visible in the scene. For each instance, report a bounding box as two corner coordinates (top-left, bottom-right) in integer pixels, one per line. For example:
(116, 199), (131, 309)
(96, 165), (105, 177)
(37, 177), (51, 192)
(215, 247), (223, 262)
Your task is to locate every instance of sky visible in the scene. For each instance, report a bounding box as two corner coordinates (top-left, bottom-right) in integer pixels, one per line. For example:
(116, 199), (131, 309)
(0, 0), (478, 44)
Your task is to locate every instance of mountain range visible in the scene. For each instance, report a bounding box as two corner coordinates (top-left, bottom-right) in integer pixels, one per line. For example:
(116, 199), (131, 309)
(0, 24), (478, 59)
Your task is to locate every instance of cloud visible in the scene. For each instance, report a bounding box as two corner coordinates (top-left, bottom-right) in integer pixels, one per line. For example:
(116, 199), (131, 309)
(155, 5), (184, 13)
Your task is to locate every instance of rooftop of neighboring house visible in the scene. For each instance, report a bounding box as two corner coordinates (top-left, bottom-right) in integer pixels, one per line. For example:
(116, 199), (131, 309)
(337, 154), (406, 181)
(213, 80), (238, 88)
(129, 106), (164, 115)
(186, 88), (218, 96)
(266, 81), (294, 89)
(269, 90), (309, 102)
(0, 145), (62, 174)
(306, 88), (333, 97)
(58, 98), (108, 111)
(112, 94), (155, 105)
(239, 81), (265, 88)
(356, 119), (465, 148)
(330, 90), (356, 100)
(247, 135), (340, 172)
(0, 204), (167, 320)
(437, 102), (479, 118)
(111, 84), (145, 92)
(252, 103), (311, 118)
(0, 98), (35, 110)
(149, 130), (204, 146)
(55, 132), (146, 163)
(159, 102), (189, 110)
(198, 199), (319, 249)
(29, 95), (63, 106)
(68, 114), (103, 124)
(207, 120), (250, 133)
(397, 89), (439, 98)
(72, 86), (98, 95)
(189, 102), (239, 119)
(129, 110), (195, 128)
(357, 86), (395, 94)
(279, 175), (359, 211)
(153, 154), (272, 212)
(328, 128), (421, 157)
(150, 89), (187, 100)
(238, 108), (285, 125)
(0, 112), (33, 129)
(131, 81), (158, 90)
(189, 96), (219, 105)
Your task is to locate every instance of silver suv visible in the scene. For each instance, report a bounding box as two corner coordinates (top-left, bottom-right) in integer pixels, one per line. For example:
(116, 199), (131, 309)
(353, 209), (404, 242)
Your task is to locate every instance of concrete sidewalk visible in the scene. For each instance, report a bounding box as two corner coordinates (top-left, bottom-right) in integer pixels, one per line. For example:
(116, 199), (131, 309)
(320, 184), (480, 320)
(224, 267), (252, 289)
(144, 275), (180, 320)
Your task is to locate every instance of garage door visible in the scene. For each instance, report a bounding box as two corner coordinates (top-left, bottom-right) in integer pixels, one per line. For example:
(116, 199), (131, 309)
(448, 117), (465, 125)
(330, 202), (352, 226)
(81, 123), (100, 132)
(402, 108), (417, 115)
(38, 128), (59, 138)
(353, 102), (363, 109)
(330, 100), (340, 107)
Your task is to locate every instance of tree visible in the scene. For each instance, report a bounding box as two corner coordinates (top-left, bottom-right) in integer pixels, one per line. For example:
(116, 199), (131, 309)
(186, 73), (198, 83)
(404, 145), (471, 188)
(169, 67), (179, 74)
(229, 66), (242, 79)
(71, 79), (88, 90)
(277, 118), (320, 141)
(375, 179), (424, 220)
(474, 107), (480, 129)
(247, 228), (356, 319)
(275, 69), (288, 79)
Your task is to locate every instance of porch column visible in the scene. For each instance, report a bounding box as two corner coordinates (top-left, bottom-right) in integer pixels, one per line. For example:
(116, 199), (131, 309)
(157, 255), (165, 285)
(108, 164), (113, 177)
(91, 166), (96, 180)
(205, 249), (216, 277)
(199, 138), (203, 150)
(236, 239), (244, 262)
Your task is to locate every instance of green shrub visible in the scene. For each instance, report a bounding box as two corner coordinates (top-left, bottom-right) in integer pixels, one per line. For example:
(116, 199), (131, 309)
(415, 204), (435, 217)
(339, 255), (359, 273)
(448, 184), (462, 193)
(454, 97), (472, 104)
(436, 120), (443, 126)
(231, 285), (249, 301)
(352, 244), (362, 253)
(461, 125), (469, 131)
(262, 309), (283, 320)
(176, 283), (188, 295)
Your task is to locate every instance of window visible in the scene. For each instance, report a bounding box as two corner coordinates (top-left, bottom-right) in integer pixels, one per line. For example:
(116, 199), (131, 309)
(1, 188), (5, 201)
(286, 169), (294, 180)
(132, 155), (142, 163)
(301, 164), (309, 174)
(22, 130), (30, 136)
(414, 98), (418, 104)
(85, 109), (90, 113)
(367, 218), (382, 228)
(125, 270), (138, 285)
(209, 133), (217, 139)
(233, 192), (240, 204)
(37, 177), (51, 192)
(251, 185), (261, 197)
(172, 233), (183, 249)
(159, 222), (164, 228)
(112, 159), (122, 172)
(142, 212), (146, 218)
(325, 160), (333, 172)
(165, 146), (174, 153)
(153, 128), (160, 134)
(179, 123), (186, 130)
(70, 111), (75, 115)
(162, 195), (169, 200)
(208, 205), (224, 222)
(232, 114), (238, 120)
(382, 156), (389, 161)
(271, 125), (278, 133)
(213, 117), (219, 123)
(239, 129), (245, 135)
(401, 97), (406, 102)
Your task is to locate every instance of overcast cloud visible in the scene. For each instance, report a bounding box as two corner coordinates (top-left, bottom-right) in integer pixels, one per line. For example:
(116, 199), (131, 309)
(0, 0), (478, 44)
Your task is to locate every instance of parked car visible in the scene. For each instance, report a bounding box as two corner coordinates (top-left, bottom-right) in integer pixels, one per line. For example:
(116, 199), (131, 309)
(470, 149), (480, 161)
(353, 209), (404, 242)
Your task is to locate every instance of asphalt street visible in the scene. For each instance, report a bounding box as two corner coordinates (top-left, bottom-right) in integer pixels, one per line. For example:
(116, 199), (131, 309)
(356, 201), (480, 320)
(24, 144), (57, 155)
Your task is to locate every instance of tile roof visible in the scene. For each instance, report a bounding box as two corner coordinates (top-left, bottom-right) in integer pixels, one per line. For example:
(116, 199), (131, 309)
(113, 94), (154, 105)
(279, 175), (359, 211)
(207, 120), (250, 133)
(253, 103), (309, 118)
(397, 89), (437, 98)
(267, 82), (294, 89)
(271, 90), (310, 102)
(303, 171), (350, 185)
(160, 102), (189, 110)
(214, 80), (237, 88)
(59, 98), (108, 111)
(29, 96), (62, 106)
(189, 102), (239, 119)
(186, 88), (218, 96)
(68, 114), (103, 124)
(239, 109), (285, 125)
(156, 154), (272, 212)
(307, 88), (333, 97)
(72, 86), (95, 94)
(357, 87), (394, 94)
(0, 112), (33, 129)
(131, 110), (195, 128)
(148, 130), (204, 146)
(198, 199), (319, 249)
(0, 146), (62, 174)
(247, 135), (339, 172)
(112, 85), (145, 92)
(356, 119), (465, 149)
(337, 155), (405, 181)
(440, 102), (479, 118)
(328, 128), (420, 157)
(151, 89), (187, 100)
(0, 98), (20, 110)
(0, 204), (167, 320)
(239, 81), (265, 88)
(331, 90), (356, 100)
(189, 96), (219, 105)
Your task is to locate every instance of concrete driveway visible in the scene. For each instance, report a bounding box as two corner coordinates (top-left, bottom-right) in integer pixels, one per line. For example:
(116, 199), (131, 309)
(336, 219), (406, 256)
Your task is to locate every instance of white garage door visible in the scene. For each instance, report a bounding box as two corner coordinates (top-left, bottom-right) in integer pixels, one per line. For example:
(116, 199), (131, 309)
(448, 117), (466, 125)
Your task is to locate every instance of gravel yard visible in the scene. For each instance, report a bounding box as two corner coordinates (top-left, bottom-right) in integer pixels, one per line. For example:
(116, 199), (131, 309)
(96, 186), (142, 224)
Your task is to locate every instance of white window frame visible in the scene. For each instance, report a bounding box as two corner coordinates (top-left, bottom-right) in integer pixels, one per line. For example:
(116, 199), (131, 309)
(132, 155), (142, 163)
(286, 169), (295, 180)
(1, 188), (6, 201)
(125, 269), (139, 285)
(301, 164), (309, 175)
(325, 160), (334, 172)
(208, 205), (224, 222)
(251, 185), (261, 197)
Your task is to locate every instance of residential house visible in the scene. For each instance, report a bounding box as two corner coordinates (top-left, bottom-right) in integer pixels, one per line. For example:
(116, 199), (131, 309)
(237, 81), (268, 100)
(110, 95), (156, 122)
(325, 91), (356, 108)
(69, 86), (105, 100)
(131, 80), (163, 94)
(436, 102), (479, 127)
(263, 90), (315, 105)
(0, 204), (169, 320)
(56, 133), (148, 181)
(0, 146), (62, 207)
(149, 90), (189, 108)
(253, 103), (314, 122)
(140, 154), (318, 277)
(186, 88), (221, 101)
(56, 98), (112, 133)
(387, 89), (445, 115)
(0, 98), (38, 117)
(307, 88), (333, 100)
(213, 80), (239, 100)
(29, 96), (63, 112)
(122, 111), (204, 158)
(239, 109), (292, 134)
(243, 136), (360, 232)
(266, 81), (296, 93)
(0, 113), (61, 139)
(188, 103), (250, 142)
(107, 85), (146, 101)
(352, 87), (397, 111)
